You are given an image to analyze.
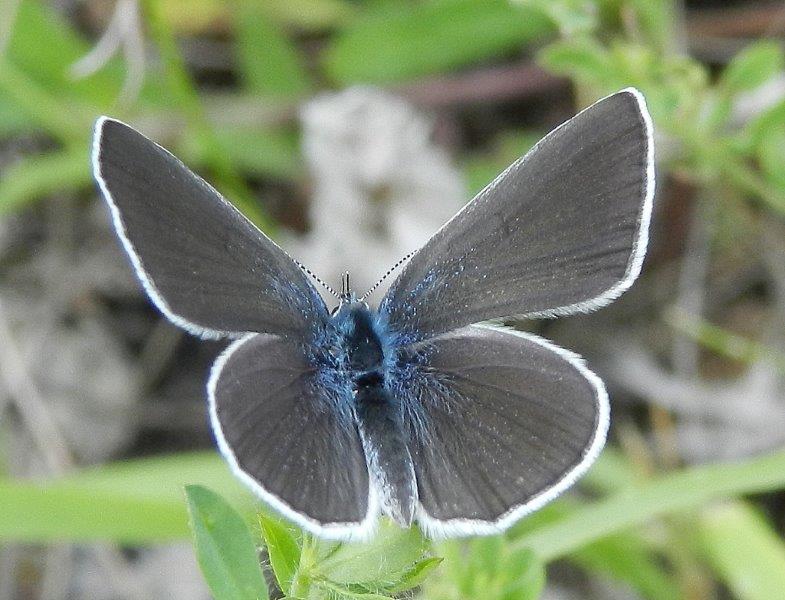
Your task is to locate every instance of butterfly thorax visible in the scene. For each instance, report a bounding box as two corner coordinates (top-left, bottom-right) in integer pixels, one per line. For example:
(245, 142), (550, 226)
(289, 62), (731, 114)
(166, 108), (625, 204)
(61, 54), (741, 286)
(331, 301), (386, 391)
(329, 300), (418, 526)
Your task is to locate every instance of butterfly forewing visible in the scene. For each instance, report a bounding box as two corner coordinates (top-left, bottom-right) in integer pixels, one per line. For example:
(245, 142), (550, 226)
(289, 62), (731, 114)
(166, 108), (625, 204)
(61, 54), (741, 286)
(209, 333), (376, 538)
(380, 89), (653, 339)
(401, 325), (607, 537)
(94, 118), (327, 338)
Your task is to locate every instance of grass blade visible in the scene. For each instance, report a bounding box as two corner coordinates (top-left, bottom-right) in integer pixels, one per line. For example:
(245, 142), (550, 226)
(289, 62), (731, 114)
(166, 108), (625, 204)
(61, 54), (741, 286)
(0, 452), (248, 542)
(0, 147), (91, 215)
(667, 308), (785, 373)
(699, 501), (785, 600)
(515, 449), (785, 561)
(0, 480), (189, 543)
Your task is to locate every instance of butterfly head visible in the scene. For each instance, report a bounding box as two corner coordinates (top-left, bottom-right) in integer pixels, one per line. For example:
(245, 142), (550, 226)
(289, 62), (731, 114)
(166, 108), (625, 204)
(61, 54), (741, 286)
(339, 271), (363, 305)
(331, 271), (369, 315)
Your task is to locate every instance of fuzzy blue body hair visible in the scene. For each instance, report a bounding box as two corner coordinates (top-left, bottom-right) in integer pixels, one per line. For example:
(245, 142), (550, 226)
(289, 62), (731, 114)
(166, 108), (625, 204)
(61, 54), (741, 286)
(304, 300), (446, 448)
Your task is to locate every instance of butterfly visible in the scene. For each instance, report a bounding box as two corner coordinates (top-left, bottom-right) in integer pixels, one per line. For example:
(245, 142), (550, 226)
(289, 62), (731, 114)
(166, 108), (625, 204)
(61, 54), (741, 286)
(92, 88), (654, 540)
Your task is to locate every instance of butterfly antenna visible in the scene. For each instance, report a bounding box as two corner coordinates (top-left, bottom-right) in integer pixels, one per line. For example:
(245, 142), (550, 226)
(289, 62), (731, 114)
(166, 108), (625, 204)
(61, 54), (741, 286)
(295, 260), (340, 298)
(359, 251), (417, 301)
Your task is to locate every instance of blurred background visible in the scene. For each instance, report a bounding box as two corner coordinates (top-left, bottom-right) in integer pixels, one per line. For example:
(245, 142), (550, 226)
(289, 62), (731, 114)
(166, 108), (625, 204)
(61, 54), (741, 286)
(2, 0), (785, 598)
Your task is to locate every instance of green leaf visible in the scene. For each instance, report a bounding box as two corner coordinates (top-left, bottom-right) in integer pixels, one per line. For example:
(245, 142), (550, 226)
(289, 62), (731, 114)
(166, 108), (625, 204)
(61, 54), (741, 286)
(499, 548), (544, 600)
(0, 147), (91, 215)
(259, 514), (301, 595)
(469, 535), (504, 578)
(513, 449), (785, 563)
(739, 97), (785, 151)
(385, 556), (443, 594)
(699, 502), (785, 600)
(261, 0), (355, 30)
(233, 1), (311, 98)
(314, 579), (393, 599)
(518, 0), (598, 36)
(316, 521), (428, 586)
(756, 122), (785, 196)
(707, 140), (785, 215)
(186, 485), (269, 600)
(421, 535), (545, 600)
(720, 40), (784, 94)
(0, 452), (250, 542)
(538, 37), (614, 86)
(701, 93), (733, 134)
(424, 541), (543, 600)
(626, 0), (677, 55)
(324, 0), (553, 84)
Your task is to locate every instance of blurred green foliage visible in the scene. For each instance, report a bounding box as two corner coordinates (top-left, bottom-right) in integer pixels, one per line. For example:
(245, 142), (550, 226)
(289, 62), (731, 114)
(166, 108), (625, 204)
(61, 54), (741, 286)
(4, 448), (785, 598)
(533, 6), (785, 215)
(324, 0), (554, 83)
(4, 0), (785, 598)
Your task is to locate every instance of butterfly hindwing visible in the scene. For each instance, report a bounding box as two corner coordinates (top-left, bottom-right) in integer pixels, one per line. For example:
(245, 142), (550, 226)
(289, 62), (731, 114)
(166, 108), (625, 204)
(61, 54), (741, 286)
(380, 89), (654, 338)
(399, 325), (607, 537)
(93, 117), (328, 338)
(209, 333), (377, 539)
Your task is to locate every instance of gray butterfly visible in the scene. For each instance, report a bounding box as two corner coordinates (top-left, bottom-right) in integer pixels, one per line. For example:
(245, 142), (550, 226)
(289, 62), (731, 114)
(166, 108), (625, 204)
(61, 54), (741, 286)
(92, 88), (654, 539)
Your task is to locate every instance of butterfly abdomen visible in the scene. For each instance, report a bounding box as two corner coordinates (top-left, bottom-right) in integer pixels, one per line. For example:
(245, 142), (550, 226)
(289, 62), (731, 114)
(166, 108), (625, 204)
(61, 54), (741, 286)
(332, 302), (418, 526)
(356, 385), (417, 527)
